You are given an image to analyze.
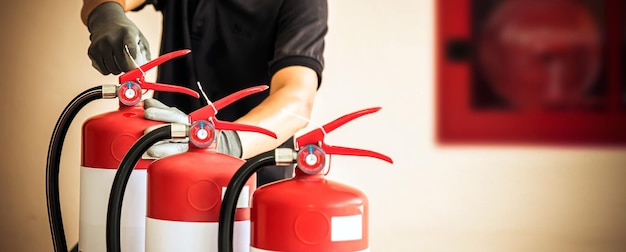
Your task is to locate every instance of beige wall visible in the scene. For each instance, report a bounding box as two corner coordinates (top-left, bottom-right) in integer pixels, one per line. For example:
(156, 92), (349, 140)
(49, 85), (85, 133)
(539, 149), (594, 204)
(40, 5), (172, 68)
(1, 0), (625, 251)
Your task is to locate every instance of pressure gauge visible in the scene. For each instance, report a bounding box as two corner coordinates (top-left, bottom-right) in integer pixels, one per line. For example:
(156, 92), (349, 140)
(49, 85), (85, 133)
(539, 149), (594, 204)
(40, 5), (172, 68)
(189, 120), (216, 148)
(297, 144), (326, 174)
(118, 81), (142, 106)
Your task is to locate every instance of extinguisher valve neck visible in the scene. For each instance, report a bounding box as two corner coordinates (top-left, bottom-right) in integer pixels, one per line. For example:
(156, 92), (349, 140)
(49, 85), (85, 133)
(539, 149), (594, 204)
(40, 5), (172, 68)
(275, 148), (297, 166)
(171, 123), (189, 138)
(102, 84), (118, 99)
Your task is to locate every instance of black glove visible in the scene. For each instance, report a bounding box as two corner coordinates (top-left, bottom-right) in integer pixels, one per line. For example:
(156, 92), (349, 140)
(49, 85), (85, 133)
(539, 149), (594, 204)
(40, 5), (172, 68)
(87, 2), (151, 75)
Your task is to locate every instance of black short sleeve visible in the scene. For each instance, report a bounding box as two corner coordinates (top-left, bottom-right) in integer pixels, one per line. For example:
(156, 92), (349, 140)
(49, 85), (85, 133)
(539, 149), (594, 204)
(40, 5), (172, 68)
(269, 0), (328, 86)
(132, 0), (165, 11)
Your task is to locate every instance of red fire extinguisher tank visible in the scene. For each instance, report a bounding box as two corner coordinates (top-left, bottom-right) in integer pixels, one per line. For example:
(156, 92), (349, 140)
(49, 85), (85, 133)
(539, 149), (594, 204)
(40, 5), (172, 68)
(145, 86), (276, 252)
(79, 50), (199, 252)
(251, 170), (370, 251)
(249, 108), (393, 252)
(81, 103), (159, 252)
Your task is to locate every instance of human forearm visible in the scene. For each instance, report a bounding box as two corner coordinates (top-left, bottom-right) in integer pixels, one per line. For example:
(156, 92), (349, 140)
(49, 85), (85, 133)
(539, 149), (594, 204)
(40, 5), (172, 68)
(235, 66), (318, 159)
(81, 0), (146, 25)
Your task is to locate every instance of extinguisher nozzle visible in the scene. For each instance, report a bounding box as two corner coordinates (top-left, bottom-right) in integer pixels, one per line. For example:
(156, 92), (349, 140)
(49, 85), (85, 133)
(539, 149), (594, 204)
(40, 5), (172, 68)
(47, 86), (103, 252)
(275, 148), (297, 166)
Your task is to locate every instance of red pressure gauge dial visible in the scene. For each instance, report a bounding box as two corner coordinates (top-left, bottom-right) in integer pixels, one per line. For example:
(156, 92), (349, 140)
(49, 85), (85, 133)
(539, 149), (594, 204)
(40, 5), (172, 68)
(189, 120), (216, 148)
(297, 144), (326, 175)
(117, 81), (143, 106)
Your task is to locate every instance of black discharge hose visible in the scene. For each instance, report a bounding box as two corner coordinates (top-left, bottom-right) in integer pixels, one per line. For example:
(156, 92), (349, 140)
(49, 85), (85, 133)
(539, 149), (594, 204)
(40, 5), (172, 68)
(47, 86), (103, 252)
(218, 150), (277, 252)
(106, 125), (174, 252)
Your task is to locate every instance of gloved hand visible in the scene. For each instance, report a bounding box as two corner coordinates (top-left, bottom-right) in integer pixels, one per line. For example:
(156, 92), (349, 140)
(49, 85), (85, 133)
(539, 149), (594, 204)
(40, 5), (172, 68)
(143, 98), (243, 158)
(87, 2), (151, 75)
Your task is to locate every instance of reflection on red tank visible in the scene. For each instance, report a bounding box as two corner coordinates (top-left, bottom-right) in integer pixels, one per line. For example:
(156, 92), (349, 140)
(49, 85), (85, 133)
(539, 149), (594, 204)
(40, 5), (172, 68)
(477, 0), (602, 110)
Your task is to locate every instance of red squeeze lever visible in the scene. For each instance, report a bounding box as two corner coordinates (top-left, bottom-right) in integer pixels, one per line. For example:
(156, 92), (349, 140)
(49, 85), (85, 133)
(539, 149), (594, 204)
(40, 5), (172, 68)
(117, 49), (200, 106)
(295, 107), (394, 164)
(187, 85), (277, 148)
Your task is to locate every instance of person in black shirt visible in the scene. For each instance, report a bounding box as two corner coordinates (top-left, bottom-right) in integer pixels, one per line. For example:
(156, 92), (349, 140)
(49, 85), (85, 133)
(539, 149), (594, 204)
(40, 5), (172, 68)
(81, 0), (328, 185)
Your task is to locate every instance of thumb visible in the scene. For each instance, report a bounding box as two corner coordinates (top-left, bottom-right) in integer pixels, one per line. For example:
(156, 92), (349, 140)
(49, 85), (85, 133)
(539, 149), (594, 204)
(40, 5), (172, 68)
(146, 142), (189, 158)
(116, 35), (150, 72)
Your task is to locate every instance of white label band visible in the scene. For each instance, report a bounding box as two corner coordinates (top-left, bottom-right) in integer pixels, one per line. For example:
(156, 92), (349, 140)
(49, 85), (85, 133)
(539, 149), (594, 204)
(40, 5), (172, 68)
(146, 217), (250, 252)
(222, 186), (250, 209)
(331, 214), (363, 242)
(250, 247), (370, 252)
(79, 166), (147, 252)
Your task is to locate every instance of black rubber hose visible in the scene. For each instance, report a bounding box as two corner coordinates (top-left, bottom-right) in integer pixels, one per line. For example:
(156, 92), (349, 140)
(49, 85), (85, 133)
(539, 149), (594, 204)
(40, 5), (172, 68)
(106, 125), (173, 252)
(46, 86), (103, 252)
(218, 150), (277, 252)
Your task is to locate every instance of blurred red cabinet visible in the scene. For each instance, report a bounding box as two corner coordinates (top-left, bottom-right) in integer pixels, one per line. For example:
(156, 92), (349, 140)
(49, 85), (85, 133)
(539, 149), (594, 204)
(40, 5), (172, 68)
(436, 0), (626, 146)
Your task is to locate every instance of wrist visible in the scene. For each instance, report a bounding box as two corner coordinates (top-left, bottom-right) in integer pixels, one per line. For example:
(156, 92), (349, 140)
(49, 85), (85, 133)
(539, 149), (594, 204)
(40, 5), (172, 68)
(83, 0), (127, 26)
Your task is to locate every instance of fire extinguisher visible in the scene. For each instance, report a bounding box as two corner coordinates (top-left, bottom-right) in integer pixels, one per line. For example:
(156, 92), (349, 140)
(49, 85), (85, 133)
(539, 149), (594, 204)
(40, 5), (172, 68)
(105, 85), (277, 252)
(218, 107), (393, 252)
(46, 49), (199, 252)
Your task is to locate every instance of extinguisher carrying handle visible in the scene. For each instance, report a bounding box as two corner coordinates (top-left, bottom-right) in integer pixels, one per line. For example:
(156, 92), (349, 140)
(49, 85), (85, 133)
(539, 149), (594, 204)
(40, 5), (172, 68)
(118, 49), (199, 98)
(295, 107), (393, 164)
(324, 145), (393, 164)
(190, 85), (269, 119)
(106, 123), (187, 252)
(213, 120), (276, 139)
(188, 85), (277, 138)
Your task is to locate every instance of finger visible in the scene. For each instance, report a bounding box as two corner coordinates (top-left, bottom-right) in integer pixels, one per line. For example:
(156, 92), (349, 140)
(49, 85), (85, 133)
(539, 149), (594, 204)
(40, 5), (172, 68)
(144, 98), (170, 109)
(144, 99), (182, 114)
(145, 107), (189, 124)
(138, 34), (152, 62)
(125, 34), (150, 66)
(141, 46), (151, 63)
(114, 43), (137, 73)
(146, 142), (188, 158)
(168, 107), (187, 117)
(90, 58), (106, 75)
(88, 45), (109, 75)
(103, 51), (122, 75)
